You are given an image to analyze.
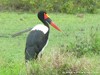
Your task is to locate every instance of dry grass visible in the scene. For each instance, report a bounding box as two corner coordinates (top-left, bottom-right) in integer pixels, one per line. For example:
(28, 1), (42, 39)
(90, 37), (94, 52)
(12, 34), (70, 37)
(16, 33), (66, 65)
(29, 48), (97, 75)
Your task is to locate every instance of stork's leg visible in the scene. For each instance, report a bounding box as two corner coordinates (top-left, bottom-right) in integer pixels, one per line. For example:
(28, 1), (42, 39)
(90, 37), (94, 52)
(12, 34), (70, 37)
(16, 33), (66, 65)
(25, 61), (34, 75)
(38, 51), (43, 60)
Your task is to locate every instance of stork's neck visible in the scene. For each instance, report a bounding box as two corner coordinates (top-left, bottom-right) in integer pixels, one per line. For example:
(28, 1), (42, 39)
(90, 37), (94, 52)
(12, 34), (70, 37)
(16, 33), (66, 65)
(41, 19), (50, 29)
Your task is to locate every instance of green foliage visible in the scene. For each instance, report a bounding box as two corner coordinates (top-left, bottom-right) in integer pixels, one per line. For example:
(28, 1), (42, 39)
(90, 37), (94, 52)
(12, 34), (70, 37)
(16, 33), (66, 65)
(0, 0), (99, 13)
(61, 0), (97, 13)
(73, 26), (100, 57)
(0, 0), (34, 11)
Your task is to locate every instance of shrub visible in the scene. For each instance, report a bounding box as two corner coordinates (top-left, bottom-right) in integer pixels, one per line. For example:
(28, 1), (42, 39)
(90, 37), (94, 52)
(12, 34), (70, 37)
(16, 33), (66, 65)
(61, 0), (97, 13)
(29, 50), (93, 75)
(70, 26), (100, 57)
(0, 0), (99, 13)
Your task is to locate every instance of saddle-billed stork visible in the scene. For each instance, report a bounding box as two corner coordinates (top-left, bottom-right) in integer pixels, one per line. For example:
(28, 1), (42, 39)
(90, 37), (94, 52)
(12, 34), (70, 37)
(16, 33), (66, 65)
(25, 10), (61, 75)
(25, 11), (61, 62)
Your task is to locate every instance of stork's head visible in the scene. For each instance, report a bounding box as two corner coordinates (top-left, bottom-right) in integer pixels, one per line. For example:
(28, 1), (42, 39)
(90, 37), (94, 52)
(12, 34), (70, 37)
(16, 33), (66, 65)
(38, 11), (61, 31)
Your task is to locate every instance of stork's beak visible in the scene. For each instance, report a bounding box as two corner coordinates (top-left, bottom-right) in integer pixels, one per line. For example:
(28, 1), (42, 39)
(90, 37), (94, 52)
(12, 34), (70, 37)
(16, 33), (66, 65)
(44, 13), (61, 31)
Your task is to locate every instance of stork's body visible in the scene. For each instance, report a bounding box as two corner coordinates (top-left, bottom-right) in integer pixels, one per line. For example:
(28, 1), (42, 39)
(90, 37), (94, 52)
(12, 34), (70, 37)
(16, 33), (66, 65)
(25, 24), (49, 61)
(25, 11), (61, 62)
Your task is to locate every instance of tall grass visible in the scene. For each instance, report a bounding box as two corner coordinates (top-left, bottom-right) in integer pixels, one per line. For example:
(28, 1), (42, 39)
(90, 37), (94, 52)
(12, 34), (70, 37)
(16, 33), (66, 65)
(29, 49), (99, 75)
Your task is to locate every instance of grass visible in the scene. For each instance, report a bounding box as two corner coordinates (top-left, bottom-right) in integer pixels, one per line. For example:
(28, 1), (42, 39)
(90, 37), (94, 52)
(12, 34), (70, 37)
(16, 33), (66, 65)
(0, 12), (100, 75)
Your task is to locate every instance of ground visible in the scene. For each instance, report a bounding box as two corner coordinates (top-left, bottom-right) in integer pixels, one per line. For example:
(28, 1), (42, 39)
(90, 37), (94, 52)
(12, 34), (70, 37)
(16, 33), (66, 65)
(0, 12), (100, 75)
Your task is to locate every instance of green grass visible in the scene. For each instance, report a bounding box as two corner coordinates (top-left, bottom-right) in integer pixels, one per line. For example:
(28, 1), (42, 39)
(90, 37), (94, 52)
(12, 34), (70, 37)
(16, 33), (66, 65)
(0, 12), (100, 75)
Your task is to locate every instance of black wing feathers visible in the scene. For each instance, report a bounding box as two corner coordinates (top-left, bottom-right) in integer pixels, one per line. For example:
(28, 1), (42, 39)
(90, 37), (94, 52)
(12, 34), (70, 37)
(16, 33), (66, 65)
(25, 30), (48, 61)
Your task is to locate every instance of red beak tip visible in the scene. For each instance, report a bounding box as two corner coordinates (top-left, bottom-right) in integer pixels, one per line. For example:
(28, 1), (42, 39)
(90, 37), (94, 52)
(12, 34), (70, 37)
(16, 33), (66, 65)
(50, 22), (61, 32)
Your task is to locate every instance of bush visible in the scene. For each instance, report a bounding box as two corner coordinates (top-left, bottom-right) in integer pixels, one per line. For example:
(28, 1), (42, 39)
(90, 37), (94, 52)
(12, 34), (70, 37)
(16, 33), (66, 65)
(61, 0), (97, 13)
(0, 0), (99, 13)
(28, 50), (93, 75)
(69, 26), (100, 57)
(0, 0), (34, 11)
